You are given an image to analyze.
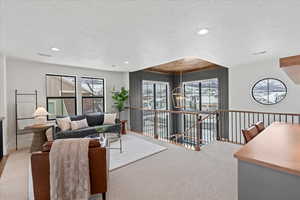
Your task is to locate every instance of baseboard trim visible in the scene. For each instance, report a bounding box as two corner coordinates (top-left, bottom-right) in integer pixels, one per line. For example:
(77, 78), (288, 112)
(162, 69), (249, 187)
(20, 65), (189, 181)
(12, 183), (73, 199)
(0, 155), (8, 178)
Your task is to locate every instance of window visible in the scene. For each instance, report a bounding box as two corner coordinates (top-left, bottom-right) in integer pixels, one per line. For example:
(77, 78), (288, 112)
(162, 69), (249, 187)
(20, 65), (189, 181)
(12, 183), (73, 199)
(80, 77), (105, 114)
(183, 78), (219, 133)
(142, 81), (169, 137)
(46, 74), (77, 119)
(183, 78), (219, 112)
(252, 78), (287, 105)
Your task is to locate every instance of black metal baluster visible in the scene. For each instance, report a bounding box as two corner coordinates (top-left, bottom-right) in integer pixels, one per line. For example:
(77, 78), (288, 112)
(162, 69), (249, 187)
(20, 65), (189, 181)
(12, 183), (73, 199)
(279, 114), (282, 122)
(235, 112), (238, 143)
(231, 112), (233, 143)
(248, 112), (250, 127)
(239, 112), (242, 144)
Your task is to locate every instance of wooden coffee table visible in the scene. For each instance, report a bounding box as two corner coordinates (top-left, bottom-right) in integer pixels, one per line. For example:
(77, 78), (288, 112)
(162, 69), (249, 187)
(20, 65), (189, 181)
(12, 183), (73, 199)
(25, 124), (54, 152)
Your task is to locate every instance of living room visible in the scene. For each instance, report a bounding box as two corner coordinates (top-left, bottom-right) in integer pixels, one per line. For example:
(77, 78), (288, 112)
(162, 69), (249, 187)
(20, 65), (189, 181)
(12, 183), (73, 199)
(2, 1), (300, 200)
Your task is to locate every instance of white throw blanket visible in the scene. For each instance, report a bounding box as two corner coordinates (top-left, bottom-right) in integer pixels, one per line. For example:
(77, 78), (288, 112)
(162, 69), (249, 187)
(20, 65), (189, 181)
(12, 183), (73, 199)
(49, 139), (91, 200)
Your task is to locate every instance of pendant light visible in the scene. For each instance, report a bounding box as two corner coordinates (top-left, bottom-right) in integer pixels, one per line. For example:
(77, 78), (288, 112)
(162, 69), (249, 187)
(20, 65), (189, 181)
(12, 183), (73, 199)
(172, 71), (185, 109)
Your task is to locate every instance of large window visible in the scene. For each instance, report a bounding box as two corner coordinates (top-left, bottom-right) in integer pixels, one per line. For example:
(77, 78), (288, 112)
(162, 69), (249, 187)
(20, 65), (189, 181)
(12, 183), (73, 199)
(183, 78), (219, 132)
(142, 81), (169, 137)
(46, 74), (77, 119)
(183, 78), (219, 112)
(80, 77), (105, 114)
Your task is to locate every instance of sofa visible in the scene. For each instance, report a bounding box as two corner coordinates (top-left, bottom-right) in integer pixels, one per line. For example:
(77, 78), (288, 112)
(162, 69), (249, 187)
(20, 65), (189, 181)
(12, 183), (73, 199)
(53, 112), (121, 140)
(31, 140), (108, 200)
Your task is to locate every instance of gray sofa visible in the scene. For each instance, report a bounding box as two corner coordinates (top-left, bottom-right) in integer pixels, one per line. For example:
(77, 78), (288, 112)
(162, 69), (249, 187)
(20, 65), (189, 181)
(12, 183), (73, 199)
(53, 112), (121, 140)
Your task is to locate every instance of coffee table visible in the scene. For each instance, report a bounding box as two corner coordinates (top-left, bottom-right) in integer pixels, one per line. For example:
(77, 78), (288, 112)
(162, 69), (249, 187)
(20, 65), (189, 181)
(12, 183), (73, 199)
(104, 132), (122, 153)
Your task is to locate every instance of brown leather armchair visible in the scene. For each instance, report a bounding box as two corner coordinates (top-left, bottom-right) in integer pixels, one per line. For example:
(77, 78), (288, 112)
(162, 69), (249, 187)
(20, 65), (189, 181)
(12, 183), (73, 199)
(31, 140), (108, 200)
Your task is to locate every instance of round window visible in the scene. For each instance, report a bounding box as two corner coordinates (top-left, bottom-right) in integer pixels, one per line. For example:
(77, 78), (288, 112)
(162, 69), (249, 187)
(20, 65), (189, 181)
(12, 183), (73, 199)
(252, 78), (287, 105)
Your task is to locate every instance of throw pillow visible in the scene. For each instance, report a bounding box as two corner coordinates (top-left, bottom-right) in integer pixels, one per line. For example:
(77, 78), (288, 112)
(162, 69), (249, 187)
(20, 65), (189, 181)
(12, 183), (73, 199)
(103, 113), (117, 125)
(71, 119), (89, 130)
(56, 117), (71, 131)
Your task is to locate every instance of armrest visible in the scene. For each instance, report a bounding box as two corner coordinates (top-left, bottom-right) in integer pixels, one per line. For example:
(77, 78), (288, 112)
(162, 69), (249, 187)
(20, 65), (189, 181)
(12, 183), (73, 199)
(31, 147), (108, 200)
(31, 152), (50, 200)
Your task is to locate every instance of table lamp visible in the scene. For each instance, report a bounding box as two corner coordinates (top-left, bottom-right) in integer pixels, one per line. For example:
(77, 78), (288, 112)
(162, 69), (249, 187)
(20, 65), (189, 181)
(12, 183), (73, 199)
(34, 107), (49, 125)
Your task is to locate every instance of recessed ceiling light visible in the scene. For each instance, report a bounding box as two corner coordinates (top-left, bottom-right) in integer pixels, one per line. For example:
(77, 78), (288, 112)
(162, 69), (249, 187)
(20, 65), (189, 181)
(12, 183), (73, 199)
(124, 61), (129, 64)
(197, 28), (209, 35)
(252, 51), (267, 55)
(51, 47), (60, 52)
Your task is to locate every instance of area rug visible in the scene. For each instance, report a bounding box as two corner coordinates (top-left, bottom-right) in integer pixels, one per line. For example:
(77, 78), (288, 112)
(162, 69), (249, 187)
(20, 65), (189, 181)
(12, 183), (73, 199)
(109, 134), (167, 171)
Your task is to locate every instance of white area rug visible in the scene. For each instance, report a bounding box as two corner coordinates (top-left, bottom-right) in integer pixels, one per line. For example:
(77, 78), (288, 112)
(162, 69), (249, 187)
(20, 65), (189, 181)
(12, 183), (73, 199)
(109, 134), (167, 171)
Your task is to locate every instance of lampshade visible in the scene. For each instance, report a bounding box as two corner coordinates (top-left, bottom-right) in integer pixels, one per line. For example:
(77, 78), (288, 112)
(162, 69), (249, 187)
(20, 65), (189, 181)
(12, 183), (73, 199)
(34, 107), (49, 117)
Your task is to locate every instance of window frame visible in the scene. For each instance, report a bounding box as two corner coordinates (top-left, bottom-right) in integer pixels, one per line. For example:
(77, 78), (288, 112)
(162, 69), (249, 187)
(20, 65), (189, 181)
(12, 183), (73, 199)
(81, 76), (105, 114)
(142, 80), (169, 136)
(46, 74), (77, 120)
(251, 78), (287, 105)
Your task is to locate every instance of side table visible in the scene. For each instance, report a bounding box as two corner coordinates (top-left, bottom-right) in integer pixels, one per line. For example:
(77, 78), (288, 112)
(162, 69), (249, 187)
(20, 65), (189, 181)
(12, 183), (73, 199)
(25, 124), (54, 153)
(121, 120), (128, 135)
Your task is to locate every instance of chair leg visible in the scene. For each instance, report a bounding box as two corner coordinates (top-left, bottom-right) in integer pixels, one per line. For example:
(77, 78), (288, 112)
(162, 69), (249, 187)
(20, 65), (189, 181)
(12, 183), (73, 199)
(120, 137), (122, 153)
(102, 192), (106, 200)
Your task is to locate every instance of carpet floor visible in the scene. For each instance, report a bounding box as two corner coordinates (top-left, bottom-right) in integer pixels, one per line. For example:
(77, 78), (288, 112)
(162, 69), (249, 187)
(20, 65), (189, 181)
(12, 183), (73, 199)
(0, 133), (241, 200)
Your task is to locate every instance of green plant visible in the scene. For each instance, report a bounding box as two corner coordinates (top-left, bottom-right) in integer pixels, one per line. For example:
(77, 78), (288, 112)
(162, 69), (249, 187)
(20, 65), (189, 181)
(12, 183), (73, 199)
(112, 87), (129, 112)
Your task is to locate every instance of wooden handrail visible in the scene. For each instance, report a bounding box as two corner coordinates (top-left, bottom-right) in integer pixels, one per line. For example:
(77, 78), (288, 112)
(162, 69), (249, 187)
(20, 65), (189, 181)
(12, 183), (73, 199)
(218, 109), (300, 116)
(129, 106), (215, 115)
(129, 107), (300, 117)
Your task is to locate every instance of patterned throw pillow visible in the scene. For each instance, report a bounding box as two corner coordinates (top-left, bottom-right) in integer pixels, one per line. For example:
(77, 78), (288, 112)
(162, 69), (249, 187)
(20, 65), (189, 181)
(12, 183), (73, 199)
(70, 119), (89, 130)
(103, 113), (117, 125)
(56, 117), (71, 131)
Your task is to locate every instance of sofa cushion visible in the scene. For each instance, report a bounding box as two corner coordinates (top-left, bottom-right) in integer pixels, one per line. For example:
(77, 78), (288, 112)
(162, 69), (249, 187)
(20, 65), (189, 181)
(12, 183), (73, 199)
(103, 113), (117, 125)
(55, 127), (98, 139)
(85, 112), (104, 126)
(56, 117), (71, 131)
(71, 119), (89, 130)
(70, 115), (86, 121)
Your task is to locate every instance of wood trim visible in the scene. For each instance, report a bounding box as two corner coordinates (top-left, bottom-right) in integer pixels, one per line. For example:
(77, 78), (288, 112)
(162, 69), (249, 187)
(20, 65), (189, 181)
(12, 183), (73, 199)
(0, 155), (8, 178)
(218, 109), (300, 116)
(144, 58), (223, 74)
(234, 123), (300, 177)
(280, 55), (300, 68)
(172, 65), (220, 74)
(129, 106), (214, 115)
(130, 107), (300, 117)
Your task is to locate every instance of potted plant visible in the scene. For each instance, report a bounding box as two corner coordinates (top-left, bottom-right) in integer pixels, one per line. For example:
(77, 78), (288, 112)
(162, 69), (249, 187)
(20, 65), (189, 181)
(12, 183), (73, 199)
(112, 87), (129, 119)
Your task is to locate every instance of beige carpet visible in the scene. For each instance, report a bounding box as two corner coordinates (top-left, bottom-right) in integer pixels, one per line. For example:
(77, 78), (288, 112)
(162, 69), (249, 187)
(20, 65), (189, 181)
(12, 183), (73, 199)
(109, 134), (167, 171)
(0, 133), (241, 200)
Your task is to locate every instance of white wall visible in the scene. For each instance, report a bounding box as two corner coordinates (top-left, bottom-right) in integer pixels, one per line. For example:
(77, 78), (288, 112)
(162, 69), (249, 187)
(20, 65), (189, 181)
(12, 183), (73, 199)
(6, 57), (129, 151)
(0, 54), (8, 155)
(229, 58), (300, 113)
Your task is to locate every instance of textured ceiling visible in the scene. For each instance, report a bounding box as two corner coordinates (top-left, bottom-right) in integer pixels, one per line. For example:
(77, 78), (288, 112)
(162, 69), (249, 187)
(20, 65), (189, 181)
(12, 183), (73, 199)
(1, 0), (300, 72)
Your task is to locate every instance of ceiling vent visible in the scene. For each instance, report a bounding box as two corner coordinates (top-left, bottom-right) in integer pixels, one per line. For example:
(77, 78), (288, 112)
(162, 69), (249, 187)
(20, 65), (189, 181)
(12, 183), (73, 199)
(37, 53), (52, 57)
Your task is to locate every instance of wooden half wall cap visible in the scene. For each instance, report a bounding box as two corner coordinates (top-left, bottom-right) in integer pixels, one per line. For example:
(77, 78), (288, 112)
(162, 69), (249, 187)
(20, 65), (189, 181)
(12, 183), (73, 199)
(280, 55), (300, 68)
